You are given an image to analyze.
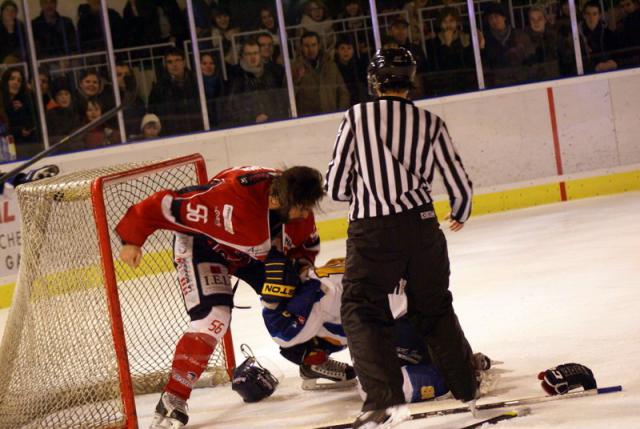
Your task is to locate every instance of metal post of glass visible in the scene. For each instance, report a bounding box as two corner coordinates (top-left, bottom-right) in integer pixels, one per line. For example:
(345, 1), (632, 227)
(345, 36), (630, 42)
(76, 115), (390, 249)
(275, 0), (298, 118)
(100, 0), (127, 143)
(467, 0), (486, 89)
(186, 0), (211, 131)
(21, 0), (50, 150)
(568, 0), (585, 75)
(368, 0), (382, 51)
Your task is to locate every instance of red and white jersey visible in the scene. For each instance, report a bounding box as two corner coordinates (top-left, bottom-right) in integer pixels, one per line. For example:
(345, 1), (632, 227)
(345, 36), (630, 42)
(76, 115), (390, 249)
(115, 166), (320, 266)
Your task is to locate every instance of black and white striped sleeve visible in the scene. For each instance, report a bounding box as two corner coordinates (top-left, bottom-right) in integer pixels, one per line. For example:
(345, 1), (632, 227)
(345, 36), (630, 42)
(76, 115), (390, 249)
(325, 113), (355, 202)
(433, 123), (473, 223)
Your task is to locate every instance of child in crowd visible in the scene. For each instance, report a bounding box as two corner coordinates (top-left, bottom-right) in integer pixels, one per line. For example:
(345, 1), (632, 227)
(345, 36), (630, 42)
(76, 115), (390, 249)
(82, 99), (119, 149)
(140, 113), (161, 140)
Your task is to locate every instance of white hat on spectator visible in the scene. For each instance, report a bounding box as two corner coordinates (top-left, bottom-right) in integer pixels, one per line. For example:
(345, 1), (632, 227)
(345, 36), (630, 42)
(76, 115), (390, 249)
(140, 114), (161, 132)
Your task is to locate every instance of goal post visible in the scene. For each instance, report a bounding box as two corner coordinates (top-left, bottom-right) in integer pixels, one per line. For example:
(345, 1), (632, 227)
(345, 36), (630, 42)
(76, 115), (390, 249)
(0, 154), (235, 429)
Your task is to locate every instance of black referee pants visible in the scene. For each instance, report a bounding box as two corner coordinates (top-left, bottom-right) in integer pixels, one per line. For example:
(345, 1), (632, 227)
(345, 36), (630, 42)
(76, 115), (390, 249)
(341, 205), (477, 411)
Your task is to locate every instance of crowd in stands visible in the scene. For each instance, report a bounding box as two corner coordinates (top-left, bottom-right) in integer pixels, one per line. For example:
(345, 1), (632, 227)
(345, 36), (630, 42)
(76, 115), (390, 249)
(0, 0), (639, 160)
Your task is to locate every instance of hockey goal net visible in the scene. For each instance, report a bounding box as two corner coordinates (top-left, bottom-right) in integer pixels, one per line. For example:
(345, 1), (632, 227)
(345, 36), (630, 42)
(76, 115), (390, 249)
(0, 154), (235, 429)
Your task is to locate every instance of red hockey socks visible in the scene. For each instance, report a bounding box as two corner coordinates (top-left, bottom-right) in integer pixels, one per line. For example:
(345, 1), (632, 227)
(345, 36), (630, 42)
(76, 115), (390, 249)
(165, 332), (216, 400)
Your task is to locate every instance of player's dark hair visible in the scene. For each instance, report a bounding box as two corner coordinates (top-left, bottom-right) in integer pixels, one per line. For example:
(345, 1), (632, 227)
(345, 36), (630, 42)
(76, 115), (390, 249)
(271, 166), (325, 217)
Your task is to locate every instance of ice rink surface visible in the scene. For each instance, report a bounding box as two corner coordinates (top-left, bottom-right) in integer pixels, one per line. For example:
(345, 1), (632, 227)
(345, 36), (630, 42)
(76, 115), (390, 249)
(3, 192), (639, 428)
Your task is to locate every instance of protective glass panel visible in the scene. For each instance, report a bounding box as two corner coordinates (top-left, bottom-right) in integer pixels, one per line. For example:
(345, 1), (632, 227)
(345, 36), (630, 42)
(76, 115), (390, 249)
(0, 1), (43, 162)
(187, 1), (291, 129)
(21, 0), (125, 154)
(478, 0), (578, 88)
(112, 0), (204, 140)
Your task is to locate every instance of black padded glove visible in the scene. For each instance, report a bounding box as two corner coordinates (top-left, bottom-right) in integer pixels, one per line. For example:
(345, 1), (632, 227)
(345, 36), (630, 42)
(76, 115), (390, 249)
(538, 363), (597, 395)
(261, 248), (300, 304)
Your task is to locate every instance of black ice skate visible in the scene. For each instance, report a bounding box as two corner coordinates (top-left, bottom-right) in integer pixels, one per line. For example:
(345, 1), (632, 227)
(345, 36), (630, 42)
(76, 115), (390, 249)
(299, 357), (357, 390)
(149, 391), (189, 429)
(352, 404), (410, 429)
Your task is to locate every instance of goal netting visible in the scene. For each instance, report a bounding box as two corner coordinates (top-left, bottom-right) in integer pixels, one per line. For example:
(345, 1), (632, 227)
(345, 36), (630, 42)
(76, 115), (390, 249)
(0, 155), (235, 429)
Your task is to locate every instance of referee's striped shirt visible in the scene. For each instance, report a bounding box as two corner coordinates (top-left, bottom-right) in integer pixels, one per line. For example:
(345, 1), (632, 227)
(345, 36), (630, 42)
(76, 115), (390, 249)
(325, 96), (473, 222)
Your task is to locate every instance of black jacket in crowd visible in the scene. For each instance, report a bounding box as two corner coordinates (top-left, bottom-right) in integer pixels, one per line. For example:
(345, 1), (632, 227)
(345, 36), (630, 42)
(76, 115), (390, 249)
(148, 71), (203, 135)
(31, 12), (78, 58)
(77, 4), (126, 52)
(225, 64), (288, 126)
(335, 57), (368, 107)
(122, 0), (187, 47)
(580, 21), (619, 71)
(0, 19), (27, 62)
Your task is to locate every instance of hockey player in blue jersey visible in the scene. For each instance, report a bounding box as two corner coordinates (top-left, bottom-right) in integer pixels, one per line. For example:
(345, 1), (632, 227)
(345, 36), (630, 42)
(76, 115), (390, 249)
(258, 254), (494, 399)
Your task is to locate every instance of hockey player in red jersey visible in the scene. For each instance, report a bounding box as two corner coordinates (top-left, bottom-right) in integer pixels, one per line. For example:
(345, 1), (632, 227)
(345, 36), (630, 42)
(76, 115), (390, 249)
(116, 165), (324, 429)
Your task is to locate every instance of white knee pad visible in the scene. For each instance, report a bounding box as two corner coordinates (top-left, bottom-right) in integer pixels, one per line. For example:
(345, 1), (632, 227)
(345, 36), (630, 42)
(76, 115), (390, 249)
(187, 305), (232, 342)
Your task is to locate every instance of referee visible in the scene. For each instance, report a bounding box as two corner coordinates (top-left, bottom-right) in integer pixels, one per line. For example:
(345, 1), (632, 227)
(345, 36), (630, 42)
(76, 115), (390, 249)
(325, 47), (477, 429)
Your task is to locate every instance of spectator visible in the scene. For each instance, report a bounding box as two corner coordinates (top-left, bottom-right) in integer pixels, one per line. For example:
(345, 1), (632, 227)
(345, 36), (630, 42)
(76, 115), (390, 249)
(336, 0), (370, 56)
(115, 62), (145, 139)
(192, 0), (218, 37)
(579, 0), (618, 72)
(426, 7), (476, 94)
(81, 98), (119, 149)
(337, 0), (366, 28)
(257, 32), (285, 87)
(617, 0), (640, 54)
(377, 0), (406, 13)
(200, 52), (224, 128)
(291, 31), (349, 116)
(73, 70), (115, 120)
(226, 39), (287, 126)
(148, 48), (202, 135)
(334, 36), (368, 106)
(553, 0), (577, 75)
(45, 77), (78, 144)
(0, 0), (27, 62)
(388, 17), (427, 96)
(1, 67), (38, 158)
(211, 8), (240, 65)
(525, 4), (560, 79)
(122, 0), (187, 48)
(403, 0), (429, 43)
(480, 2), (534, 85)
(77, 0), (126, 52)
(37, 67), (54, 109)
(139, 113), (161, 139)
(427, 8), (474, 71)
(258, 7), (280, 48)
(31, 0), (78, 59)
(300, 1), (336, 51)
(388, 17), (427, 70)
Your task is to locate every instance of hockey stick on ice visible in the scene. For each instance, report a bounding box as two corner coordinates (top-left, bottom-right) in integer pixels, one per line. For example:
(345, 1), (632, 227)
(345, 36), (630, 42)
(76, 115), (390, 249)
(313, 385), (622, 429)
(458, 407), (530, 429)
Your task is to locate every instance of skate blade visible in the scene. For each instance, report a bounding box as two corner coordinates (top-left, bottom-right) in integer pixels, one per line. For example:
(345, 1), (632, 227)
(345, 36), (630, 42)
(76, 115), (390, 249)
(301, 377), (357, 391)
(149, 414), (185, 429)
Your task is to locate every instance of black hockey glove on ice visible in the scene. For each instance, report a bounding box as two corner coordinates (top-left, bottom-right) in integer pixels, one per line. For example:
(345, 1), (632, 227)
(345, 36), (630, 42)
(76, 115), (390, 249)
(261, 248), (300, 305)
(538, 363), (597, 395)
